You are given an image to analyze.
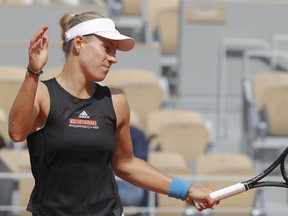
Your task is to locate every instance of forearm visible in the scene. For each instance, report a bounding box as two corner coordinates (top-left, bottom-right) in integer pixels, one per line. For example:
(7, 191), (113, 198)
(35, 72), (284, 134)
(114, 157), (173, 195)
(9, 72), (40, 141)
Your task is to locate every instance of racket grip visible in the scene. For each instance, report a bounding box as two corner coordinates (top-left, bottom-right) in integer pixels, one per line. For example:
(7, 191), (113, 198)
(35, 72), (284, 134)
(210, 183), (246, 201)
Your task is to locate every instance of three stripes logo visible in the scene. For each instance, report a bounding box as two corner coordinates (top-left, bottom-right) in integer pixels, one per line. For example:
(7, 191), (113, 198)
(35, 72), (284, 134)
(78, 111), (90, 119)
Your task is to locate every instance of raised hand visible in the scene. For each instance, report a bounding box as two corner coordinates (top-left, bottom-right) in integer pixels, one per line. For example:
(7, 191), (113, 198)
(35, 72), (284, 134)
(28, 25), (49, 73)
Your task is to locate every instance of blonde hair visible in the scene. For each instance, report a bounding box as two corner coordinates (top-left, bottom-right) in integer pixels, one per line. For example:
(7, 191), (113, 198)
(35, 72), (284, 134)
(59, 11), (104, 55)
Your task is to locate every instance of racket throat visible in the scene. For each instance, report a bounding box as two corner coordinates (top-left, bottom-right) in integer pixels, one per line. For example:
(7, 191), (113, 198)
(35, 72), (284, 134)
(242, 181), (253, 190)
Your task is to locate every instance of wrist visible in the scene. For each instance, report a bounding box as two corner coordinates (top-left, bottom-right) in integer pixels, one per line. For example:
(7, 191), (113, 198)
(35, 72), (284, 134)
(27, 66), (44, 76)
(168, 176), (191, 200)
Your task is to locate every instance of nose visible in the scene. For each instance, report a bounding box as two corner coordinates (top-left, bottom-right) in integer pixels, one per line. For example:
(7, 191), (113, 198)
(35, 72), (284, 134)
(107, 52), (117, 64)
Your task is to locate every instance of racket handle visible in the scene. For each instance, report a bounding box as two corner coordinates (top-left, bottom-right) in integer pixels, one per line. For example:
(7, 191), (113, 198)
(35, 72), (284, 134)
(210, 183), (246, 201)
(193, 183), (246, 209)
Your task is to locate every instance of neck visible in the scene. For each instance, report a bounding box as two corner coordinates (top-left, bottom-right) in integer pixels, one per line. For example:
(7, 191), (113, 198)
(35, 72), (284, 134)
(57, 72), (95, 99)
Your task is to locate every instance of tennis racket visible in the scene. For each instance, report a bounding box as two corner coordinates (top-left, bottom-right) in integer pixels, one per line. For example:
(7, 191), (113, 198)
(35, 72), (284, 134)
(209, 147), (288, 201)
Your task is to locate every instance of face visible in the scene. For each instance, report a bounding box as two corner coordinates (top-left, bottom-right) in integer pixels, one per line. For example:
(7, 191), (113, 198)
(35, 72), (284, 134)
(76, 35), (118, 82)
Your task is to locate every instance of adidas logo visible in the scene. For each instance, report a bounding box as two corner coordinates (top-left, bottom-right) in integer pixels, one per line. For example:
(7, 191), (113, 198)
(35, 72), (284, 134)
(78, 111), (90, 119)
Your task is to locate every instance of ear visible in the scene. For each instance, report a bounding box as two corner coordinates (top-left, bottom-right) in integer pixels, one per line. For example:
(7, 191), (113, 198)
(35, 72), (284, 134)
(74, 35), (85, 53)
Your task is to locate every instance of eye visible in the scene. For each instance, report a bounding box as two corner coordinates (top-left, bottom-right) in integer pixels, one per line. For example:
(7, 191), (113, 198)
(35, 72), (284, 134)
(104, 44), (117, 55)
(104, 45), (111, 52)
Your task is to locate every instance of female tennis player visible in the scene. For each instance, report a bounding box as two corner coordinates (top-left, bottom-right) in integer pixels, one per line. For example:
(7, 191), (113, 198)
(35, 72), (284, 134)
(8, 11), (218, 216)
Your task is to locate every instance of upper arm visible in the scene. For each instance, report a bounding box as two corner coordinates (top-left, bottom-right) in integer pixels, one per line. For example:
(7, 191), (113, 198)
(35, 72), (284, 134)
(8, 78), (50, 141)
(111, 89), (135, 174)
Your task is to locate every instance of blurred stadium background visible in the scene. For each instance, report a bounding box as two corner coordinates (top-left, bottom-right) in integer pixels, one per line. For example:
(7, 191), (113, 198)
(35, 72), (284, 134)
(0, 0), (288, 215)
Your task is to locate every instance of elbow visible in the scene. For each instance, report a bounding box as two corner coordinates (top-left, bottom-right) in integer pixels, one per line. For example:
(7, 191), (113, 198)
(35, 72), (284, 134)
(9, 134), (26, 143)
(8, 127), (27, 143)
(8, 113), (32, 142)
(113, 157), (135, 179)
(9, 133), (26, 143)
(113, 164), (125, 178)
(114, 168), (128, 179)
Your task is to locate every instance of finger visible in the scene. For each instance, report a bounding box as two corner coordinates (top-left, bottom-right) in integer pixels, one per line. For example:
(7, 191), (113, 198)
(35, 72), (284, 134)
(30, 26), (49, 49)
(37, 25), (49, 40)
(41, 35), (49, 49)
(207, 195), (217, 206)
(194, 201), (201, 210)
(200, 202), (207, 209)
(194, 202), (203, 212)
(195, 202), (207, 212)
(194, 198), (215, 210)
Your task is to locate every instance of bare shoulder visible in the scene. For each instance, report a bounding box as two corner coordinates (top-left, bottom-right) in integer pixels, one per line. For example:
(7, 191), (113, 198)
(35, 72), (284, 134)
(110, 88), (128, 105)
(110, 88), (130, 126)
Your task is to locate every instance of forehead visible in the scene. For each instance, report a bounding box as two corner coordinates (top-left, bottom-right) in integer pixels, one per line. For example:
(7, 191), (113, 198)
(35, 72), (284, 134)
(92, 34), (119, 49)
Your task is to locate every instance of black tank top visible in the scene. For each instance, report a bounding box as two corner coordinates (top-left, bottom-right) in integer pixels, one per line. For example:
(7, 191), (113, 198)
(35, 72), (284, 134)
(26, 78), (123, 216)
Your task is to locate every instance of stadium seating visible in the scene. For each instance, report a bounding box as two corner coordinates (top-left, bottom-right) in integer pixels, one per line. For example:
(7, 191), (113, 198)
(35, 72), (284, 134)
(195, 152), (259, 216)
(104, 68), (166, 129)
(242, 71), (288, 163)
(148, 151), (190, 216)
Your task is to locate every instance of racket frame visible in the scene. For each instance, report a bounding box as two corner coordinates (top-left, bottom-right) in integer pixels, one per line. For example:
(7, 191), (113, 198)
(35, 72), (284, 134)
(243, 147), (288, 190)
(209, 147), (288, 201)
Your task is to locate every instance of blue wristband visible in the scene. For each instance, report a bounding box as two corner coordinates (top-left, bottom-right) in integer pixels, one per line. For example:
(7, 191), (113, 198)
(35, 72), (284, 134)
(168, 177), (191, 200)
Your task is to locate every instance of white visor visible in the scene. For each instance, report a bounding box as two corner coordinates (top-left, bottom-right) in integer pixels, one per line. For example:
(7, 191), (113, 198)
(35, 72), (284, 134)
(65, 18), (135, 51)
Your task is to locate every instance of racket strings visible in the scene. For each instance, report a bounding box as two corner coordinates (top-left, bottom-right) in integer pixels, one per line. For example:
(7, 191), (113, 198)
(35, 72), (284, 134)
(285, 155), (288, 175)
(283, 154), (288, 183)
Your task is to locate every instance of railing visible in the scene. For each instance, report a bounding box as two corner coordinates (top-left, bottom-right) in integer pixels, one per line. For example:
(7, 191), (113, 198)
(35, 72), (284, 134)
(0, 172), (287, 216)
